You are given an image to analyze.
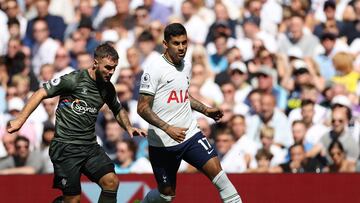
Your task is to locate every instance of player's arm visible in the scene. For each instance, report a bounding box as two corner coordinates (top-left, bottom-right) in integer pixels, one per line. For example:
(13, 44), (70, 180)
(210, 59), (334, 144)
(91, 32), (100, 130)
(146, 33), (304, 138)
(114, 108), (147, 138)
(137, 93), (187, 142)
(0, 166), (36, 175)
(7, 88), (48, 133)
(188, 94), (223, 122)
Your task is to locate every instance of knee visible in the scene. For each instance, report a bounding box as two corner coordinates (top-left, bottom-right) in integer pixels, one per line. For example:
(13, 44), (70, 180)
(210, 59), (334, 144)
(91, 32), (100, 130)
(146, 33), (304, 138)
(99, 173), (119, 190)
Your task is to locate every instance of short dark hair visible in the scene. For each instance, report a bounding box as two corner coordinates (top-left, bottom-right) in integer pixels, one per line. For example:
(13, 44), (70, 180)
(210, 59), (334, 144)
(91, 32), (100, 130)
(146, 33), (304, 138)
(164, 23), (187, 42)
(7, 17), (20, 27)
(301, 99), (315, 108)
(94, 43), (119, 61)
(255, 148), (273, 161)
(15, 136), (30, 146)
(138, 30), (154, 42)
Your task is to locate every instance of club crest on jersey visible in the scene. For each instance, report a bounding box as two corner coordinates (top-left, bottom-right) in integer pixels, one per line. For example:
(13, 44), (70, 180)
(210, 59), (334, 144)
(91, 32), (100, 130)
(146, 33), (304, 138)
(167, 89), (189, 103)
(71, 99), (97, 115)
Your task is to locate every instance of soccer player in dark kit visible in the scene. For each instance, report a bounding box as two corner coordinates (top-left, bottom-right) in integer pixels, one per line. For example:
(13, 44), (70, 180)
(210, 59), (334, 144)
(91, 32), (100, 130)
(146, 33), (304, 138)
(7, 43), (147, 203)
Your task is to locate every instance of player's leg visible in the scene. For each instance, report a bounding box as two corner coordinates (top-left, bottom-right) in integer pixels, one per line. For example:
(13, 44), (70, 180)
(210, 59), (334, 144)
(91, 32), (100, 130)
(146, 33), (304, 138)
(183, 132), (242, 203)
(49, 141), (85, 203)
(82, 144), (119, 203)
(142, 145), (181, 203)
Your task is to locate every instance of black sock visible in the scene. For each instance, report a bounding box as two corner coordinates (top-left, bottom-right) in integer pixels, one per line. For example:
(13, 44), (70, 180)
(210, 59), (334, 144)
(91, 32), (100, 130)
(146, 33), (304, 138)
(98, 190), (117, 203)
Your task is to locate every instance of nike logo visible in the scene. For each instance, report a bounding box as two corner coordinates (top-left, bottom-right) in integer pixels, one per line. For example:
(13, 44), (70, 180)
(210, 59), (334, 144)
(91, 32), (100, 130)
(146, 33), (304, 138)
(167, 79), (174, 83)
(207, 149), (214, 154)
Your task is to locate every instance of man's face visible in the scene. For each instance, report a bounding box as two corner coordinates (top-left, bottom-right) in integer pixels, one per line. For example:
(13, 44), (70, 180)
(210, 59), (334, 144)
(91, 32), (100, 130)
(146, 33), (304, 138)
(95, 57), (118, 82)
(290, 145), (306, 163)
(301, 104), (314, 124)
(15, 140), (30, 159)
(292, 123), (306, 143)
(331, 109), (348, 134)
(260, 95), (275, 121)
(231, 117), (246, 139)
(164, 34), (187, 64)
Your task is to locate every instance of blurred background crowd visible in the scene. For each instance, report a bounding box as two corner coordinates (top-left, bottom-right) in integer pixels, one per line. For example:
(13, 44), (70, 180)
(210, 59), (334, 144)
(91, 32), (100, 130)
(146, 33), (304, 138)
(0, 0), (360, 175)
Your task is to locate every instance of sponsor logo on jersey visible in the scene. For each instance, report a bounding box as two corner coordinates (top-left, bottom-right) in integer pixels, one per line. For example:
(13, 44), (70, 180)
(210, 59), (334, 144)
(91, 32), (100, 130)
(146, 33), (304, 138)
(71, 99), (97, 115)
(50, 77), (61, 86)
(167, 89), (189, 103)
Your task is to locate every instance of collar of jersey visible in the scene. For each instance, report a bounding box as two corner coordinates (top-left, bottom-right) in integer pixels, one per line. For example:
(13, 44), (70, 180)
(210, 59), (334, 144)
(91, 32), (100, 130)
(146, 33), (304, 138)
(162, 54), (183, 69)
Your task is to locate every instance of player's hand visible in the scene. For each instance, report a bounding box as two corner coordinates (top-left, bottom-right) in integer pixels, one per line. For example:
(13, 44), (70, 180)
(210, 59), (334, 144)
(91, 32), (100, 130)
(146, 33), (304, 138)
(165, 126), (188, 143)
(205, 107), (223, 122)
(7, 119), (23, 134)
(127, 127), (147, 138)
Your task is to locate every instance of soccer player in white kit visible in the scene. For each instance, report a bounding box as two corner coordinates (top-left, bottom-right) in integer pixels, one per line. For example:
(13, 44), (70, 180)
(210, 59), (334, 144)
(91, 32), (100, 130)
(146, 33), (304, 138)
(137, 23), (242, 203)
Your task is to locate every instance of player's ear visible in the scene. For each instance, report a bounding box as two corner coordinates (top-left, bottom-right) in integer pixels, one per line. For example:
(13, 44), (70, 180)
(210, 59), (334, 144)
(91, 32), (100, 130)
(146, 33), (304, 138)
(94, 59), (98, 67)
(163, 40), (168, 49)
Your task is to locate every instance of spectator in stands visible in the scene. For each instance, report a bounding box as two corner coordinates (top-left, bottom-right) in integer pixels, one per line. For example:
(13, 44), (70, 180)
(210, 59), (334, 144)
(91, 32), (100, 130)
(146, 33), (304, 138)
(191, 62), (223, 105)
(220, 81), (249, 115)
(331, 52), (360, 94)
(30, 18), (59, 76)
(117, 68), (138, 100)
(258, 126), (286, 166)
(143, 0), (171, 25)
(114, 139), (137, 174)
(229, 61), (252, 104)
(214, 46), (242, 86)
(313, 1), (345, 38)
(24, 0), (66, 47)
(53, 46), (74, 78)
(0, 136), (44, 174)
(253, 67), (288, 110)
(103, 118), (128, 160)
(76, 52), (93, 70)
(209, 33), (229, 74)
(205, 2), (236, 45)
(288, 85), (328, 125)
(210, 102), (233, 140)
(247, 92), (293, 148)
(247, 148), (273, 173)
(126, 46), (143, 100)
(271, 143), (324, 173)
(68, 30), (88, 68)
(133, 6), (151, 37)
(137, 30), (161, 71)
(314, 32), (336, 81)
(40, 121), (54, 173)
(342, 0), (360, 44)
(1, 132), (16, 156)
(277, 14), (320, 57)
(38, 64), (55, 87)
(220, 115), (257, 173)
(246, 88), (262, 116)
(323, 140), (356, 173)
(3, 0), (27, 39)
(215, 130), (235, 161)
(77, 16), (99, 55)
(308, 107), (359, 165)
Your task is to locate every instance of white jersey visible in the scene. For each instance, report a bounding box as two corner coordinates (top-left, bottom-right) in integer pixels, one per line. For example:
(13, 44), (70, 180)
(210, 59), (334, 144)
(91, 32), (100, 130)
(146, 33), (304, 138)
(139, 54), (200, 147)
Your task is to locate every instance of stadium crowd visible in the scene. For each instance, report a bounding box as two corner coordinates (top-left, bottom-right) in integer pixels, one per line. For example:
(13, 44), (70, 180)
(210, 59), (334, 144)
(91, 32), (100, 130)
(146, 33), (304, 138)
(0, 0), (360, 175)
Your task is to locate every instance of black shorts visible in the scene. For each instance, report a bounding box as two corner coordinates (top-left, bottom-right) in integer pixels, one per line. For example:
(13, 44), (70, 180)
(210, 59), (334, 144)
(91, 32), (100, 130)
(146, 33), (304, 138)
(149, 132), (217, 188)
(49, 140), (115, 196)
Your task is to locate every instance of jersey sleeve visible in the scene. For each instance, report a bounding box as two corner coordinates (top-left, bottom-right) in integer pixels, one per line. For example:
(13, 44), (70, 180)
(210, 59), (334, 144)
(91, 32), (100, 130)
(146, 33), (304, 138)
(139, 66), (161, 96)
(103, 83), (122, 116)
(43, 72), (76, 97)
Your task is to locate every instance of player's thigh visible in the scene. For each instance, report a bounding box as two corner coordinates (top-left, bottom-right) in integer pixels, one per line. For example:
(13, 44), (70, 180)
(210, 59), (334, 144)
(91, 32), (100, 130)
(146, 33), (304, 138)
(149, 145), (181, 195)
(81, 144), (116, 185)
(182, 133), (219, 177)
(49, 141), (86, 196)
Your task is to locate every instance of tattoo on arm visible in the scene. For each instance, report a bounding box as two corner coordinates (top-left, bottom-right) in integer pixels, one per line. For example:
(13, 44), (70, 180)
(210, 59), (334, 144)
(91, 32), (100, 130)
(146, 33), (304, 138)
(189, 94), (208, 115)
(116, 108), (132, 131)
(137, 94), (169, 131)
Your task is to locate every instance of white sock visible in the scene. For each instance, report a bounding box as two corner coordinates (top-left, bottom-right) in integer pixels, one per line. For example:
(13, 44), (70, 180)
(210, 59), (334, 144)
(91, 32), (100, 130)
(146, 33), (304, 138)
(212, 170), (242, 203)
(141, 189), (174, 203)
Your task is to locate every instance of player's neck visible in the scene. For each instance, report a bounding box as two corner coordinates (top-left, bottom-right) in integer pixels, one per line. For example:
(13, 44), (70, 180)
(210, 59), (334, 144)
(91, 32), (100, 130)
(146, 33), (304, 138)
(163, 52), (182, 67)
(87, 68), (96, 81)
